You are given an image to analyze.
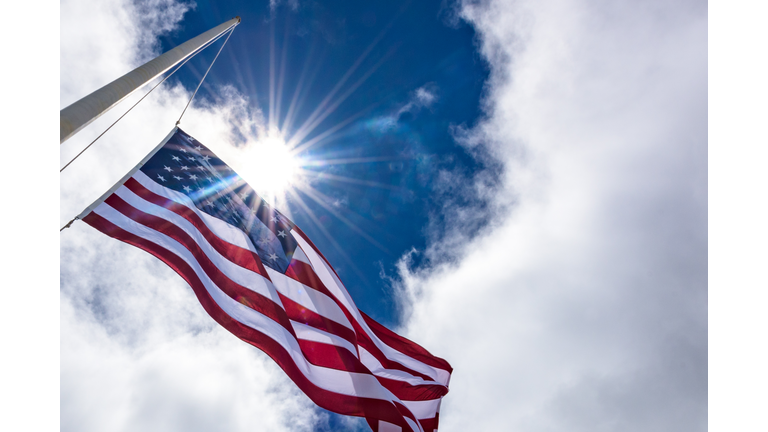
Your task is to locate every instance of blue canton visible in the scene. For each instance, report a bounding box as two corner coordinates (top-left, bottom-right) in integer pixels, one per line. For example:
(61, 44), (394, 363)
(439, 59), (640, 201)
(140, 128), (298, 273)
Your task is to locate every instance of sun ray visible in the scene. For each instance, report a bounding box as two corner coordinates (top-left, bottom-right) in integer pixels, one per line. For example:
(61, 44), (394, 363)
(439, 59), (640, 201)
(274, 19), (291, 129)
(268, 18), (277, 130)
(294, 183), (390, 253)
(281, 41), (322, 137)
(286, 17), (398, 147)
(302, 156), (411, 167)
(287, 52), (391, 150)
(290, 103), (379, 153)
(286, 187), (374, 289)
(301, 170), (405, 191)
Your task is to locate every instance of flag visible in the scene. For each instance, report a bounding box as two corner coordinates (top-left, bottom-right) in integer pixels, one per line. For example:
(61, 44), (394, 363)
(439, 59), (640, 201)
(79, 127), (452, 432)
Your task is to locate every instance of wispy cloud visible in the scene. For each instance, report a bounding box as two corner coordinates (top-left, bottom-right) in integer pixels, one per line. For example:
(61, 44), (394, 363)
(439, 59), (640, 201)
(397, 84), (438, 117)
(368, 83), (439, 132)
(395, 0), (707, 431)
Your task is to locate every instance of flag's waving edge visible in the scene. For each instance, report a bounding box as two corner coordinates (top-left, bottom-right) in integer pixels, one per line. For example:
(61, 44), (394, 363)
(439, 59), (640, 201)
(78, 127), (452, 432)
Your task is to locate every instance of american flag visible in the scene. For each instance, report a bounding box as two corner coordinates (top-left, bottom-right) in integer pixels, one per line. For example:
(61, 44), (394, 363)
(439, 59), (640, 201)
(79, 127), (452, 432)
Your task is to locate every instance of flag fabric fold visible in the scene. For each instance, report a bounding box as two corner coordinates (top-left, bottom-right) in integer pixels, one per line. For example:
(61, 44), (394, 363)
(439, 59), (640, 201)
(80, 127), (452, 432)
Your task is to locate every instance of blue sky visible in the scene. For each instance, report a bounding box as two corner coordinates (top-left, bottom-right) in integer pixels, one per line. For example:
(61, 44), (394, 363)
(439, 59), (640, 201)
(56, 0), (712, 431)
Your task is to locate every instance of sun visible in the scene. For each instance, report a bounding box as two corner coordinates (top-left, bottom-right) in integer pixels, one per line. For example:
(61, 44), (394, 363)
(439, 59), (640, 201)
(237, 132), (302, 200)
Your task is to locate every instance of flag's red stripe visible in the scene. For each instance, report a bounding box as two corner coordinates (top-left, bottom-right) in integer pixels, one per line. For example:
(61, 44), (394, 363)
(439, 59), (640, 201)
(419, 415), (438, 432)
(82, 211), (421, 432)
(103, 194), (294, 336)
(277, 292), (359, 346)
(394, 401), (425, 432)
(361, 311), (452, 373)
(287, 259), (441, 385)
(296, 339), (370, 374)
(124, 177), (271, 279)
(290, 224), (343, 281)
(374, 376), (449, 401)
(285, 260), (338, 300)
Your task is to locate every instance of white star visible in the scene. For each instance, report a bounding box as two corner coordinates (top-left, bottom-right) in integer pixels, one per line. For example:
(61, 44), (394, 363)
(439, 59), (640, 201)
(173, 175), (183, 181)
(179, 148), (187, 153)
(202, 155), (211, 162)
(188, 156), (196, 161)
(183, 185), (192, 193)
(188, 174), (198, 180)
(195, 145), (203, 151)
(250, 208), (257, 215)
(277, 230), (287, 238)
(267, 253), (279, 261)
(171, 155), (181, 162)
(240, 192), (249, 200)
(157, 174), (166, 182)
(204, 200), (215, 207)
(270, 215), (279, 223)
(163, 165), (173, 172)
(258, 237), (270, 245)
(181, 165), (189, 170)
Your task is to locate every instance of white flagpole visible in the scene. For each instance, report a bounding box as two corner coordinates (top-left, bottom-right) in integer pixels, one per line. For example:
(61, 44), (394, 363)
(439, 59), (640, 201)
(60, 16), (241, 144)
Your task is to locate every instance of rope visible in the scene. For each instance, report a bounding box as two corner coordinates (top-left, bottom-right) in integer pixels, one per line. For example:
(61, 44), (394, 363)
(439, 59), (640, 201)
(60, 26), (234, 173)
(177, 26), (236, 125)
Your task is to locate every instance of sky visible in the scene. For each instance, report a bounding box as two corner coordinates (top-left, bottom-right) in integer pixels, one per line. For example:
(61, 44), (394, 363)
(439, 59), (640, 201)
(23, 0), (718, 430)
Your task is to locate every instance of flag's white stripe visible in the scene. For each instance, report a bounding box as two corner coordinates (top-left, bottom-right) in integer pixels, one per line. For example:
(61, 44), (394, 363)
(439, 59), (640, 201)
(290, 321), (358, 358)
(266, 267), (354, 331)
(292, 232), (449, 385)
(291, 245), (312, 266)
(378, 420), (402, 432)
(133, 171), (257, 253)
(358, 347), (442, 388)
(113, 185), (283, 306)
(400, 399), (441, 420)
(92, 203), (406, 405)
(403, 416), (422, 432)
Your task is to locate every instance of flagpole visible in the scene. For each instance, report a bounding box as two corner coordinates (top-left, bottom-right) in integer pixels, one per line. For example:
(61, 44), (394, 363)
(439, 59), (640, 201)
(60, 16), (241, 144)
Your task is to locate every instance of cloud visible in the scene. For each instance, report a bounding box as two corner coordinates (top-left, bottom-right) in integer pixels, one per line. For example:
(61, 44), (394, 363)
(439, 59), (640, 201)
(395, 0), (707, 431)
(368, 83), (440, 132)
(398, 84), (439, 117)
(60, 1), (318, 431)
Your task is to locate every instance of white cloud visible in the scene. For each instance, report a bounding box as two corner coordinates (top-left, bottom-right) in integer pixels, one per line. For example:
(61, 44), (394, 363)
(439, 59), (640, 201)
(396, 0), (707, 431)
(368, 83), (440, 132)
(399, 84), (438, 116)
(60, 1), (317, 431)
(413, 86), (437, 107)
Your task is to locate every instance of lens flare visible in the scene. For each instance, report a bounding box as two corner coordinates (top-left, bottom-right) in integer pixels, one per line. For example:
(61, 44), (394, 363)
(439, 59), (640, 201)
(237, 133), (301, 199)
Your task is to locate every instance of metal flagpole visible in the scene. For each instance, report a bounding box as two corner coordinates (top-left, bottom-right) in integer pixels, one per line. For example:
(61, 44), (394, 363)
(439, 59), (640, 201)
(60, 16), (241, 144)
